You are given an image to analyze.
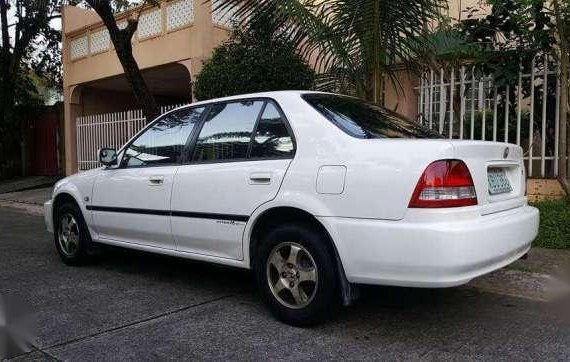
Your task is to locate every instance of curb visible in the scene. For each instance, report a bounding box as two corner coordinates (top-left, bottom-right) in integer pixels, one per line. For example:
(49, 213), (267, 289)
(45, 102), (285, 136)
(0, 201), (44, 216)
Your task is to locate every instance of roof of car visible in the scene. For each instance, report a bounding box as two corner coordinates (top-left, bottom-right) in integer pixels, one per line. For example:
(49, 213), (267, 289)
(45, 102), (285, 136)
(172, 90), (331, 110)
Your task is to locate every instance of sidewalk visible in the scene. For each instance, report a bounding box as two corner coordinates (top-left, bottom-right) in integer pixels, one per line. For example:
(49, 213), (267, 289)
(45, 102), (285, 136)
(0, 176), (58, 194)
(0, 187), (52, 215)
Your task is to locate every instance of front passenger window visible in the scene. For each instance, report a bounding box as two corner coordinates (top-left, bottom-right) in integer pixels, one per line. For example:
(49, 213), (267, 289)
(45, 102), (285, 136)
(123, 107), (204, 167)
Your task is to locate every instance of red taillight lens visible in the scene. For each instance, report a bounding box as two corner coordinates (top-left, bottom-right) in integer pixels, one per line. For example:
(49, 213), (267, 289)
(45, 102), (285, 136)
(409, 160), (477, 208)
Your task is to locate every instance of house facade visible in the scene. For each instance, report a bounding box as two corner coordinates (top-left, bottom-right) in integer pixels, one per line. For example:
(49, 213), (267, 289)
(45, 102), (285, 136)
(63, 1), (567, 192)
(64, 0), (476, 175)
(62, 0), (236, 175)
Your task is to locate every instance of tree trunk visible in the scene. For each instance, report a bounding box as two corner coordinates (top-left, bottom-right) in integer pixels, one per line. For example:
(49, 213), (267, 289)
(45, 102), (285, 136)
(371, 0), (382, 105)
(553, 0), (569, 192)
(113, 36), (160, 122)
(367, 69), (384, 105)
(0, 0), (13, 127)
(86, 0), (159, 122)
(560, 53), (568, 191)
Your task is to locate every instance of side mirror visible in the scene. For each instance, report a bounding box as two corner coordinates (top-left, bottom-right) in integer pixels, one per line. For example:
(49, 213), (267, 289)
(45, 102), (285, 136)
(98, 147), (118, 166)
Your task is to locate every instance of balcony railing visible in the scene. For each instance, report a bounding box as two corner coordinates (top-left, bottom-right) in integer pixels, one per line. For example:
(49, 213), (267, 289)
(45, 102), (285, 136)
(69, 0), (236, 61)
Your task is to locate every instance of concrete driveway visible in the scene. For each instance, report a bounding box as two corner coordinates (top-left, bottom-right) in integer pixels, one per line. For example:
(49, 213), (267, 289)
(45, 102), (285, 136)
(1, 208), (569, 360)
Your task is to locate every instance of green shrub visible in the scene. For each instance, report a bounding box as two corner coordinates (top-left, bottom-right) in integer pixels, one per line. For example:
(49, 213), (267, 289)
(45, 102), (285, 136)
(530, 198), (570, 249)
(193, 16), (316, 101)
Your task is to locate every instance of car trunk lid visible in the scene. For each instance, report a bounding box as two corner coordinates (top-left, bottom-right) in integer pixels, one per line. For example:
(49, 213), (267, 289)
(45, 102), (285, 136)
(450, 141), (526, 215)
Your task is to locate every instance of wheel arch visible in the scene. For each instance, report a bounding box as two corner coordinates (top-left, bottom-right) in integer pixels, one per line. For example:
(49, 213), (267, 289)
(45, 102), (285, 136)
(247, 206), (358, 306)
(52, 192), (81, 225)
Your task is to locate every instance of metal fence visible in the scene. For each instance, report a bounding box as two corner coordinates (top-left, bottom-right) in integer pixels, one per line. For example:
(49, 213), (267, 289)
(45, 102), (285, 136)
(417, 54), (562, 178)
(76, 104), (186, 171)
(76, 58), (566, 179)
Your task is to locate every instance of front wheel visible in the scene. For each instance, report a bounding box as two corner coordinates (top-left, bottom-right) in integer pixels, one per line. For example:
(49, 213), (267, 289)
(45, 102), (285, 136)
(255, 224), (339, 326)
(54, 202), (93, 265)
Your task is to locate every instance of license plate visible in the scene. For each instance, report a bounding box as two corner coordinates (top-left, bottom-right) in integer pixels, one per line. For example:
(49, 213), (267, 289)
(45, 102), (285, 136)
(487, 168), (512, 195)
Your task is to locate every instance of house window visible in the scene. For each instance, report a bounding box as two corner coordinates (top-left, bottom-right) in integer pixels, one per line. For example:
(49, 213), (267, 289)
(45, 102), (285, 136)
(211, 0), (238, 27)
(70, 35), (88, 60)
(90, 28), (110, 54)
(167, 0), (194, 31)
(138, 8), (162, 39)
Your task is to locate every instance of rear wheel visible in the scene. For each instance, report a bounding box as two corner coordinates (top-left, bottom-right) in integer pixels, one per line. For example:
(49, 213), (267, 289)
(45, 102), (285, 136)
(54, 202), (93, 265)
(255, 224), (338, 326)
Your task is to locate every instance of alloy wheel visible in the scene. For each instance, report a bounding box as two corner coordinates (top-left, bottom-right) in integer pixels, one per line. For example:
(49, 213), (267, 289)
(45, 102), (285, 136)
(58, 213), (80, 256)
(266, 242), (318, 309)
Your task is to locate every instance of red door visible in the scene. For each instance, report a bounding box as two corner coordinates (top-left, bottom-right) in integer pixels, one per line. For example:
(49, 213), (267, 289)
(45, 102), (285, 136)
(28, 112), (59, 176)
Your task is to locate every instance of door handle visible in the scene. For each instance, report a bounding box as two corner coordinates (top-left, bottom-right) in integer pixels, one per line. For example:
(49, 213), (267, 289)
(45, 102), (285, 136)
(148, 175), (164, 186)
(249, 172), (272, 185)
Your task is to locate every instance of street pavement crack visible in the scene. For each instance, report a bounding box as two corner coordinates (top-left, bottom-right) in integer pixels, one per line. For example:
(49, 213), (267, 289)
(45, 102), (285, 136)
(38, 348), (62, 361)
(41, 294), (234, 353)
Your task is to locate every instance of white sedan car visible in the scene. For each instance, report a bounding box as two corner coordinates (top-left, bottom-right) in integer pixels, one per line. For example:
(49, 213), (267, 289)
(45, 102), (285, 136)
(45, 91), (539, 325)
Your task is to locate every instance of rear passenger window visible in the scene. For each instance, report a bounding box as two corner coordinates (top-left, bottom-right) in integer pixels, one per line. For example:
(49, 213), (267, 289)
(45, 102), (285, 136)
(192, 101), (264, 161)
(250, 102), (294, 158)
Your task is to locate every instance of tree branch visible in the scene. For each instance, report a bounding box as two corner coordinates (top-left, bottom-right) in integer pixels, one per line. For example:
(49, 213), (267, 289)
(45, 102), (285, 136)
(125, 18), (138, 39)
(125, 0), (151, 40)
(11, 7), (47, 77)
(87, 0), (120, 34)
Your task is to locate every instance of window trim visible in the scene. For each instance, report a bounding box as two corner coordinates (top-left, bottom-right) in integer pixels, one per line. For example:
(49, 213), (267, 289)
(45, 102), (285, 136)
(246, 101), (268, 159)
(107, 96), (296, 171)
(182, 97), (297, 165)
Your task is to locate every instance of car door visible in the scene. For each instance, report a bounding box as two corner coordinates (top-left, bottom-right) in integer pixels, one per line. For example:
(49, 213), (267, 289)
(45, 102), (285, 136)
(91, 106), (205, 249)
(171, 99), (295, 259)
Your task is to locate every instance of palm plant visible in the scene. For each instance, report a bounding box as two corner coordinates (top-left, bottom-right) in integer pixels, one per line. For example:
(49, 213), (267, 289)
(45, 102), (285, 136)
(213, 0), (447, 104)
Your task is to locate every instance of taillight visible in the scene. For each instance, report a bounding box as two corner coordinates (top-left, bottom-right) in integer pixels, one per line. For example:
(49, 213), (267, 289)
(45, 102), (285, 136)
(409, 159), (477, 208)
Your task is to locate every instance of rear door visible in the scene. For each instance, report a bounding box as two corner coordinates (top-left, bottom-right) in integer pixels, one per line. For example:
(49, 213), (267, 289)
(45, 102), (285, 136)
(171, 99), (295, 259)
(91, 107), (205, 249)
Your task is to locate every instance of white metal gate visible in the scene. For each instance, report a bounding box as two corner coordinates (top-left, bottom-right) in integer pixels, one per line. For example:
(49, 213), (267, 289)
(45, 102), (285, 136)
(417, 54), (561, 178)
(76, 104), (186, 171)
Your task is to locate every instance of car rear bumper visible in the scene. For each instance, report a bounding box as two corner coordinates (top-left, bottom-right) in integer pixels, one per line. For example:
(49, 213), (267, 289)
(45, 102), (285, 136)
(319, 205), (539, 288)
(44, 200), (53, 233)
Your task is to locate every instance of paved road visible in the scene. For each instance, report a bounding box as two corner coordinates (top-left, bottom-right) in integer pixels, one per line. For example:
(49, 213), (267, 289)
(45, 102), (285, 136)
(1, 208), (569, 360)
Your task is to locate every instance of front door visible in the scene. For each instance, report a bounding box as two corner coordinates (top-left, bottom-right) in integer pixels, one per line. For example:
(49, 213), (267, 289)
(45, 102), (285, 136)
(91, 106), (205, 249)
(171, 100), (296, 259)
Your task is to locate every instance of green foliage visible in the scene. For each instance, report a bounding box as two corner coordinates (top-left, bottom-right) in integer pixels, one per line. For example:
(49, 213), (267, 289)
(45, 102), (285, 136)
(530, 198), (570, 249)
(460, 0), (554, 87)
(424, 0), (555, 88)
(83, 0), (161, 13)
(422, 1), (560, 154)
(420, 25), (483, 68)
(2, 0), (67, 92)
(213, 0), (447, 102)
(193, 14), (316, 101)
(0, 0), (67, 178)
(457, 110), (532, 142)
(111, 0), (155, 11)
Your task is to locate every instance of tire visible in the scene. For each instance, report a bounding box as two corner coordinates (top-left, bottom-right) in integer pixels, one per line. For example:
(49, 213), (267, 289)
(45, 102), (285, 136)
(254, 223), (339, 326)
(53, 201), (94, 266)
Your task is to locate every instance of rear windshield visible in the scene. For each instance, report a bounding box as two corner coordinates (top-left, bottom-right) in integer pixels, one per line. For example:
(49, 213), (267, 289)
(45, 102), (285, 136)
(302, 94), (442, 139)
